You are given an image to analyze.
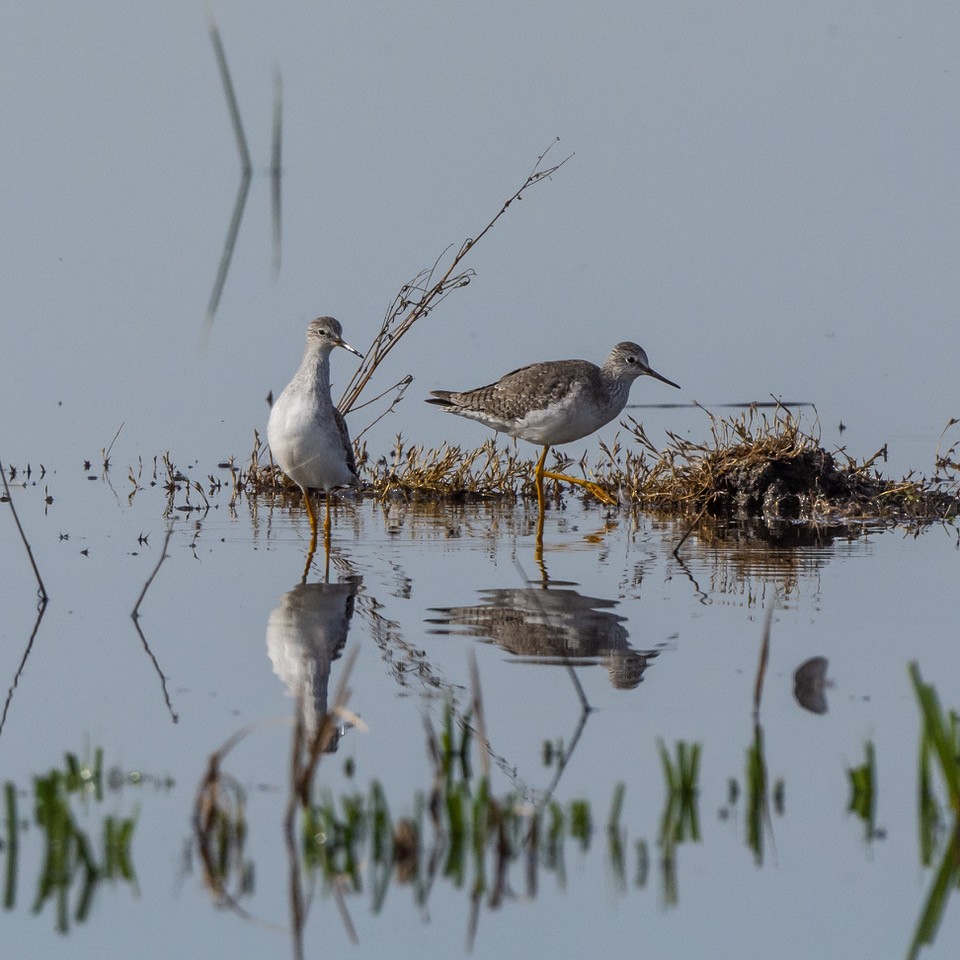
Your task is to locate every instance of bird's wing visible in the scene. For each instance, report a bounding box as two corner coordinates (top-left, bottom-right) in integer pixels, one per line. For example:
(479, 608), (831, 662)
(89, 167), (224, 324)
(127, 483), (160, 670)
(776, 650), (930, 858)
(334, 407), (359, 478)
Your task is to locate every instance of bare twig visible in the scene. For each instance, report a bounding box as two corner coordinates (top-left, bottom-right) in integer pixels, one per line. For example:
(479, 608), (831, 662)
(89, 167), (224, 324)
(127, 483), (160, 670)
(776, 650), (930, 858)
(0, 600), (47, 739)
(1, 458), (48, 603)
(203, 19), (253, 334)
(331, 878), (360, 946)
(208, 20), (251, 172)
(204, 168), (252, 330)
(193, 719), (290, 927)
(129, 536), (179, 724)
(753, 595), (777, 719)
(339, 140), (573, 415)
(351, 374), (413, 444)
(468, 649), (490, 780)
(102, 420), (125, 471)
(130, 612), (178, 724)
(132, 526), (174, 619)
(934, 416), (960, 481)
(672, 501), (712, 558)
(271, 67), (283, 277)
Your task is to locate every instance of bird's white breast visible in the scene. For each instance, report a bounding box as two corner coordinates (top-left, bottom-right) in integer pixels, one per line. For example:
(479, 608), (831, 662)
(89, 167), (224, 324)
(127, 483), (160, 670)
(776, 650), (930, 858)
(268, 389), (356, 491)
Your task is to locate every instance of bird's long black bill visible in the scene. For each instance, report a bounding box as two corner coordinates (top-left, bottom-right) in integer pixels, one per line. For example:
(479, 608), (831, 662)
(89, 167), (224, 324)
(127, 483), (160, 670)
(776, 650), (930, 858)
(645, 366), (681, 390)
(337, 339), (364, 359)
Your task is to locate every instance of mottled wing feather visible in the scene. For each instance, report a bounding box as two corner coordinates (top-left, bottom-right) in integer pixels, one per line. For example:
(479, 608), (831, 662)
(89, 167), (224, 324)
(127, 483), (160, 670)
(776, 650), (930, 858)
(333, 407), (358, 479)
(433, 359), (600, 421)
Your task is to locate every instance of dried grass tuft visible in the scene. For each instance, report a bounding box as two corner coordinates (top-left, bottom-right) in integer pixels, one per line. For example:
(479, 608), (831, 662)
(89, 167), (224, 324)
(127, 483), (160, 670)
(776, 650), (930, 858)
(230, 405), (960, 528)
(594, 405), (960, 525)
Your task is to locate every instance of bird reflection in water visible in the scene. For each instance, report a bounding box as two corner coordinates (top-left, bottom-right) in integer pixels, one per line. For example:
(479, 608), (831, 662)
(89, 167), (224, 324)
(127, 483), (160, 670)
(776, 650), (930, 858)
(266, 578), (360, 751)
(793, 655), (830, 714)
(428, 587), (659, 689)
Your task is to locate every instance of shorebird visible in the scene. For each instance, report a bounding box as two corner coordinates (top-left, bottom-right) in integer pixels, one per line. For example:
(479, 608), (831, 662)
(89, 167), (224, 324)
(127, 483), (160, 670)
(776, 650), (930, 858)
(426, 341), (680, 511)
(268, 317), (363, 566)
(428, 586), (658, 689)
(266, 580), (358, 750)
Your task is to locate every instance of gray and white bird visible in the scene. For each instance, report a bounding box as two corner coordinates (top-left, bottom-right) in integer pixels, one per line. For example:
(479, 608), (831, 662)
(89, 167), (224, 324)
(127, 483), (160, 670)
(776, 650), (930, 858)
(268, 317), (363, 552)
(427, 341), (679, 508)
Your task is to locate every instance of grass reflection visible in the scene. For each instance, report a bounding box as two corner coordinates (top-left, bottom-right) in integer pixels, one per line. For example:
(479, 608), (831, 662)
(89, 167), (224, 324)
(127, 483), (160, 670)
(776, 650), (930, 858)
(847, 741), (880, 842)
(3, 750), (141, 933)
(183, 649), (960, 953)
(657, 739), (702, 905)
(908, 664), (960, 959)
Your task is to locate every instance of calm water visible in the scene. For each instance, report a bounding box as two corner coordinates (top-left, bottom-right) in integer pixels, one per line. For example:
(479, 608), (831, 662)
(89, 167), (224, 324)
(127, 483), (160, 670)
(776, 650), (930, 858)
(2, 3), (959, 958)
(2, 468), (959, 959)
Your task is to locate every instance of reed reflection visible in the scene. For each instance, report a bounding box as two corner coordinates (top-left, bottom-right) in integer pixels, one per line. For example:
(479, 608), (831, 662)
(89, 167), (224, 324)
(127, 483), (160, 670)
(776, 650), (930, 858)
(266, 578), (360, 751)
(428, 586), (658, 690)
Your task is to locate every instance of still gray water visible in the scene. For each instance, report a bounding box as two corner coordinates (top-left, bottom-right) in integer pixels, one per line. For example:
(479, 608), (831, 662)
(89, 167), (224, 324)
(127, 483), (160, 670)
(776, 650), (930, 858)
(2, 2), (959, 958)
(2, 473), (959, 958)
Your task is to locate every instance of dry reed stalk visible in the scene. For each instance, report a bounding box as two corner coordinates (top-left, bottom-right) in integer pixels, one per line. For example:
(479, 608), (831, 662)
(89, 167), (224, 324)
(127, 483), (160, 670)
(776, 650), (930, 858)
(337, 142), (572, 420)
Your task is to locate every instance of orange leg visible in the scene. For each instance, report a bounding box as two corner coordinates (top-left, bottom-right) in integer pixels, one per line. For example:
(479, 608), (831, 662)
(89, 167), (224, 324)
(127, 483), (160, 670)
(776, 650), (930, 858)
(323, 490), (333, 582)
(299, 486), (320, 583)
(300, 543), (315, 584)
(301, 485), (319, 539)
(323, 490), (332, 546)
(535, 446), (617, 506)
(542, 467), (618, 505)
(532, 447), (549, 557)
(534, 447), (549, 514)
(299, 490), (334, 584)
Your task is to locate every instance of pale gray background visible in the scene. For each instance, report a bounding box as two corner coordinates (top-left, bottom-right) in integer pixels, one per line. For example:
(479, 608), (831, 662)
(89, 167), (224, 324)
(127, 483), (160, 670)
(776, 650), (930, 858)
(1, 5), (959, 958)
(3, 1), (957, 478)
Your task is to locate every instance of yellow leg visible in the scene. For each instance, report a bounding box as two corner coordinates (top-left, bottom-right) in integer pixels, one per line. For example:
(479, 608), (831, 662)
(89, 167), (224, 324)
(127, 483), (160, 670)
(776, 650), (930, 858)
(532, 447), (549, 558)
(534, 508), (546, 563)
(323, 490), (332, 546)
(323, 490), (333, 582)
(300, 543), (315, 584)
(299, 486), (319, 583)
(542, 468), (618, 505)
(534, 447), (549, 514)
(301, 485), (319, 539)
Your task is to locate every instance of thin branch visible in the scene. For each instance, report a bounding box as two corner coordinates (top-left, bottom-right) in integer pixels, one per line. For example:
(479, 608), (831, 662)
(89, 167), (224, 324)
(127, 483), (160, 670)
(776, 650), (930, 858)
(208, 20), (251, 172)
(202, 19), (253, 335)
(533, 704), (590, 812)
(339, 140), (572, 415)
(753, 595), (777, 719)
(102, 420), (125, 469)
(673, 500), (711, 558)
(0, 599), (47, 739)
(1, 458), (48, 603)
(350, 373), (414, 415)
(468, 649), (491, 780)
(204, 167), (252, 334)
(271, 67), (283, 277)
(351, 375), (413, 444)
(130, 613), (178, 723)
(132, 526), (174, 619)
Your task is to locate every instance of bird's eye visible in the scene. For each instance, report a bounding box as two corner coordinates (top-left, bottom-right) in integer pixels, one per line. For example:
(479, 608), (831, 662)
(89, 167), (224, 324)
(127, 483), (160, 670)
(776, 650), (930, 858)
(626, 355), (637, 364)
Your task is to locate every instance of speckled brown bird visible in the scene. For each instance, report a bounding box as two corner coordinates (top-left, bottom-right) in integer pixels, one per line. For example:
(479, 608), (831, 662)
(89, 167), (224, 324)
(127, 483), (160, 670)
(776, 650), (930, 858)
(427, 341), (680, 509)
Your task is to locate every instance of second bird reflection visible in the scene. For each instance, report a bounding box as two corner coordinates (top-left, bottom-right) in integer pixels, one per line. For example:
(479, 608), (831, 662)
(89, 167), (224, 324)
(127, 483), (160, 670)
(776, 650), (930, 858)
(428, 586), (659, 690)
(266, 579), (360, 752)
